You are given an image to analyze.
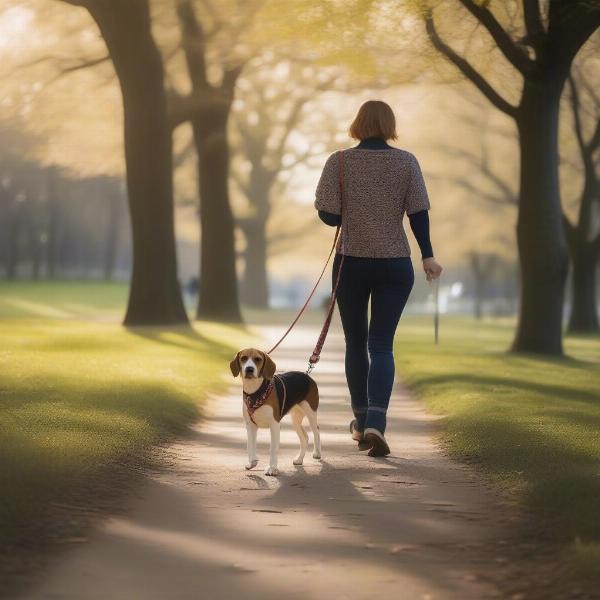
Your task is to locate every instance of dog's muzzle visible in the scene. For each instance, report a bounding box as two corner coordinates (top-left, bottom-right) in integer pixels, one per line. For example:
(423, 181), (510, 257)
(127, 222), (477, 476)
(244, 366), (256, 377)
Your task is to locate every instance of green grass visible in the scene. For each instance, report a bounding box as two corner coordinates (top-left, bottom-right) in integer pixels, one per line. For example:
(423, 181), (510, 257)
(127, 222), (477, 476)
(0, 281), (254, 545)
(395, 315), (600, 566)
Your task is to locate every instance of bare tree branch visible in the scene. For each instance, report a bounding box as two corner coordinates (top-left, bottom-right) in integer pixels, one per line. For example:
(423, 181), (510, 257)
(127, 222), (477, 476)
(222, 62), (245, 91)
(173, 138), (195, 169)
(58, 0), (91, 6)
(168, 88), (232, 128)
(425, 11), (519, 119)
(523, 0), (545, 41)
(568, 72), (600, 157)
(197, 0), (225, 37)
(279, 147), (324, 173)
(268, 219), (316, 251)
(458, 0), (535, 75)
(230, 168), (250, 197)
(177, 0), (209, 90)
(568, 73), (588, 161)
(587, 119), (600, 155)
(437, 143), (517, 204)
(9, 53), (110, 80)
(428, 172), (515, 206)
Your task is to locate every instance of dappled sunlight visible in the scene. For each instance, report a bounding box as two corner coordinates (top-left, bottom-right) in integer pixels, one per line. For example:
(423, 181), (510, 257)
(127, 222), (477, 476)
(397, 316), (600, 548)
(0, 302), (250, 548)
(25, 323), (507, 598)
(0, 296), (75, 319)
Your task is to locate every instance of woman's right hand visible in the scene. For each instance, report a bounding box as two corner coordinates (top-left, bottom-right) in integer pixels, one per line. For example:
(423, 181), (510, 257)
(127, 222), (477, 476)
(422, 257), (442, 282)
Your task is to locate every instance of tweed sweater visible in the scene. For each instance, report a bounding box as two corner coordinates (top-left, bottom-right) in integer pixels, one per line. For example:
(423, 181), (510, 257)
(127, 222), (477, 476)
(314, 145), (431, 258)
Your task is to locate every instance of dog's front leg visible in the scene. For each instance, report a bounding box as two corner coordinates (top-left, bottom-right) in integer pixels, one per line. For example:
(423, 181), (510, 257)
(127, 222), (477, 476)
(245, 421), (259, 470)
(265, 421), (280, 476)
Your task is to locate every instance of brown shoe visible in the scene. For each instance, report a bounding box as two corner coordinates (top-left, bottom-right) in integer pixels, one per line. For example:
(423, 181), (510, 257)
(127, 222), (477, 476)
(364, 428), (390, 457)
(357, 439), (371, 451)
(349, 419), (363, 442)
(350, 419), (371, 451)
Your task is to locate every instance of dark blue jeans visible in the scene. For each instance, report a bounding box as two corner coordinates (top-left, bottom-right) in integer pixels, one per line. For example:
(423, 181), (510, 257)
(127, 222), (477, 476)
(332, 253), (414, 435)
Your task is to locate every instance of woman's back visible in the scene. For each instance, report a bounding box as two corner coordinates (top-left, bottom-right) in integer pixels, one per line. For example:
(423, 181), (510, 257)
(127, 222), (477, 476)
(314, 145), (430, 258)
(313, 99), (442, 455)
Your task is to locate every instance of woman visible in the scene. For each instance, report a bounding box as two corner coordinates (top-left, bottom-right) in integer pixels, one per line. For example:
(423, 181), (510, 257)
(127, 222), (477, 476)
(314, 99), (442, 457)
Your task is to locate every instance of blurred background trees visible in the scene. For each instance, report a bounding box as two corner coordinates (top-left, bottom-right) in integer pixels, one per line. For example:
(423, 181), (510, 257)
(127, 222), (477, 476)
(0, 0), (598, 353)
(425, 0), (600, 354)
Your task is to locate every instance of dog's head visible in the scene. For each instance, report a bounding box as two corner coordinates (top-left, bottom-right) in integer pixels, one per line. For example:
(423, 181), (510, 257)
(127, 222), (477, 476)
(230, 348), (276, 380)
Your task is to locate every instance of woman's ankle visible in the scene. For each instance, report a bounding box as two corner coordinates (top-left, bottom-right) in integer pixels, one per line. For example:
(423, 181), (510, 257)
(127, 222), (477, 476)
(365, 410), (387, 435)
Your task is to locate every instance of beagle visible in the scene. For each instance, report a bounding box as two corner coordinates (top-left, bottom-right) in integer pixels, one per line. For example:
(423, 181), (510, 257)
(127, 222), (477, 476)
(230, 348), (321, 476)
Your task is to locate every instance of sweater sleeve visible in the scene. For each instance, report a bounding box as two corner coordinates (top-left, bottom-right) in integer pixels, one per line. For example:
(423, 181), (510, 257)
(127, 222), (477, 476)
(318, 210), (342, 227)
(405, 154), (431, 215)
(314, 152), (341, 215)
(408, 209), (434, 259)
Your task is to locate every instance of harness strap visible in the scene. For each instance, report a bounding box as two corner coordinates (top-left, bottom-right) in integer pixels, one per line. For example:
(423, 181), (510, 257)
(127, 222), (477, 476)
(243, 379), (274, 425)
(273, 374), (287, 418)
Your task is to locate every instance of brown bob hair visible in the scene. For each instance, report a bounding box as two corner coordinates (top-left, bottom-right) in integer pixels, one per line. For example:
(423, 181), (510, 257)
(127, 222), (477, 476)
(348, 100), (398, 141)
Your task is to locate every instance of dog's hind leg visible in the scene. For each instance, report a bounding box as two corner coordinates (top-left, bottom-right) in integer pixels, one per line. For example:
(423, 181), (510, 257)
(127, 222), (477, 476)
(291, 406), (308, 465)
(300, 401), (321, 460)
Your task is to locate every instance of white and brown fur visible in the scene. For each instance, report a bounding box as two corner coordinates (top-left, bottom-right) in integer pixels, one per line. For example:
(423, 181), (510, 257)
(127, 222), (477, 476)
(230, 348), (321, 477)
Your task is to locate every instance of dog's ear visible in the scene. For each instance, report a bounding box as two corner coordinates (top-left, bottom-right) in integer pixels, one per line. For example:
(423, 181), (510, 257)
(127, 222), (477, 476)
(229, 352), (240, 377)
(261, 352), (276, 379)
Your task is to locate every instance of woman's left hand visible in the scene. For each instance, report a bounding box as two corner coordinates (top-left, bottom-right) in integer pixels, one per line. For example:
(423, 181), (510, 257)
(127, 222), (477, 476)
(422, 257), (442, 282)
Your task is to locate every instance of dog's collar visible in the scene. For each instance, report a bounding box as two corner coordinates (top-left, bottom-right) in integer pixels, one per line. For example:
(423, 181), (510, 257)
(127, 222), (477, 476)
(243, 378), (274, 424)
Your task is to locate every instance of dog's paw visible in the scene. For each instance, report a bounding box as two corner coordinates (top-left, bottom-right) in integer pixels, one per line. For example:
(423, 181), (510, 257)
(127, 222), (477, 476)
(245, 459), (259, 470)
(293, 456), (304, 466)
(265, 466), (279, 477)
(312, 451), (322, 460)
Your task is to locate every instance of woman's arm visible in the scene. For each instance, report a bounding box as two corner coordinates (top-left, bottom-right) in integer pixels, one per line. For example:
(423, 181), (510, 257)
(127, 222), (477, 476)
(318, 210), (341, 227)
(408, 209), (442, 281)
(407, 209), (433, 259)
(404, 156), (442, 280)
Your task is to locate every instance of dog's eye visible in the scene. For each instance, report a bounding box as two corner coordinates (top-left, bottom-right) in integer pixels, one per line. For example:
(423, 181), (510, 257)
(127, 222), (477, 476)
(240, 355), (248, 361)
(255, 357), (263, 362)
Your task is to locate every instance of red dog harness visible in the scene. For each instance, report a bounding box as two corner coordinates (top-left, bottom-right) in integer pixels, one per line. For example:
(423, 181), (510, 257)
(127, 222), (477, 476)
(243, 373), (310, 425)
(243, 379), (275, 425)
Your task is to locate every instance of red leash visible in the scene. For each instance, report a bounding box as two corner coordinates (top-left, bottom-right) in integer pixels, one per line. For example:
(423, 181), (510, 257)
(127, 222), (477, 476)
(267, 150), (347, 371)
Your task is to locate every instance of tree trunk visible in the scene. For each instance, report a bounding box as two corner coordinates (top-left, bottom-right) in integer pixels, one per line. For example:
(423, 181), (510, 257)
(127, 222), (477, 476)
(568, 241), (599, 333)
(565, 104), (600, 333)
(512, 80), (569, 355)
(241, 219), (270, 308)
(87, 0), (187, 325)
(192, 112), (242, 322)
(6, 200), (21, 280)
(470, 253), (484, 320)
(45, 167), (59, 279)
(27, 204), (41, 280)
(104, 190), (120, 281)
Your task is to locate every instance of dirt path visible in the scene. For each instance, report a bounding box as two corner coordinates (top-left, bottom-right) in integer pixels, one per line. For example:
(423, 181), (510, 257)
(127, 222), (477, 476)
(20, 324), (515, 600)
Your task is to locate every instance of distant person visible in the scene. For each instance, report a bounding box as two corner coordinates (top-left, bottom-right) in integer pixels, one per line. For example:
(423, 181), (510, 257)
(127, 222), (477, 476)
(186, 276), (199, 303)
(314, 99), (442, 457)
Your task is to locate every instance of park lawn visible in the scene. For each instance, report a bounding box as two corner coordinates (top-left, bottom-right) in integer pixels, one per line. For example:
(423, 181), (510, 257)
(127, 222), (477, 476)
(395, 315), (600, 571)
(0, 281), (254, 546)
